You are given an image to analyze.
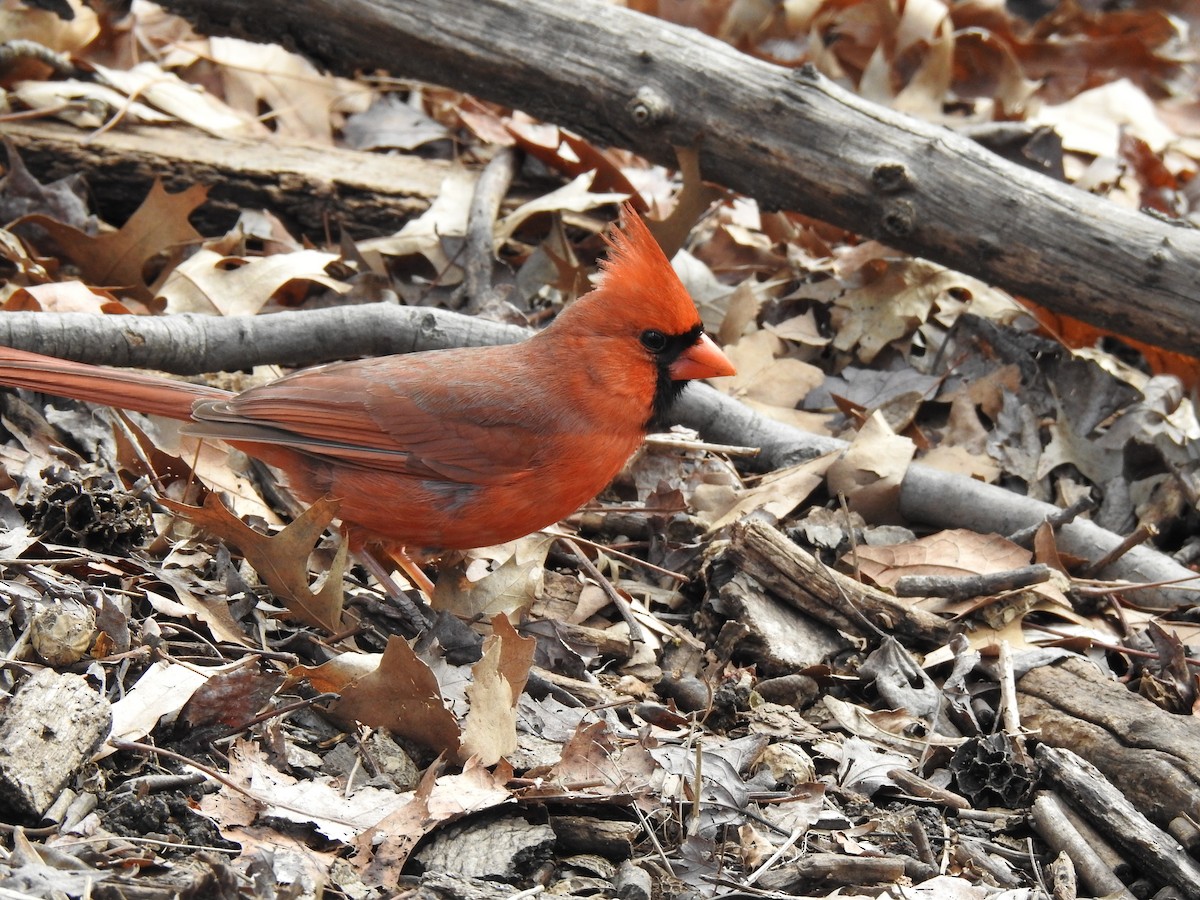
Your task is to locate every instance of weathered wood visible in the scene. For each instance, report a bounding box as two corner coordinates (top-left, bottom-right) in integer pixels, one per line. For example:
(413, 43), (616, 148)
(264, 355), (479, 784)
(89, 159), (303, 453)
(0, 669), (112, 818)
(1031, 792), (1136, 900)
(717, 519), (954, 647)
(714, 571), (850, 673)
(3, 119), (448, 238)
(156, 0), (1200, 356)
(1018, 656), (1200, 826)
(1036, 743), (1200, 900)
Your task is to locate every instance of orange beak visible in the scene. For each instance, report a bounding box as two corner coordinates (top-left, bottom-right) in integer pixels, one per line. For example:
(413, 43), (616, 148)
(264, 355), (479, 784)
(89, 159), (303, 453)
(669, 332), (736, 381)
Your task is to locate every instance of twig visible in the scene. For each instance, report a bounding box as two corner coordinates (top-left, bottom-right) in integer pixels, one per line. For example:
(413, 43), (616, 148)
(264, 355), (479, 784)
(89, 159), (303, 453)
(1080, 523), (1159, 578)
(1006, 495), (1097, 546)
(558, 536), (644, 644)
(463, 147), (518, 314)
(564, 532), (688, 582)
(893, 564), (1053, 600)
(642, 433), (760, 458)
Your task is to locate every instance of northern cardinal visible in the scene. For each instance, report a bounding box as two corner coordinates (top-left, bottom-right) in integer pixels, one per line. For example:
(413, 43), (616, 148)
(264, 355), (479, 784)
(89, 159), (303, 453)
(0, 207), (734, 563)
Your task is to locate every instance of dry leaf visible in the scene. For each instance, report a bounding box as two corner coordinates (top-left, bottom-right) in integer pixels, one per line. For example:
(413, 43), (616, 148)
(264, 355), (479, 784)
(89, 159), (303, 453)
(356, 759), (511, 886)
(331, 636), (461, 758)
(4, 281), (130, 314)
(826, 411), (915, 523)
(158, 247), (351, 315)
(159, 493), (347, 632)
(460, 615), (535, 765)
(19, 180), (206, 302)
(704, 453), (835, 533)
(98, 659), (214, 758)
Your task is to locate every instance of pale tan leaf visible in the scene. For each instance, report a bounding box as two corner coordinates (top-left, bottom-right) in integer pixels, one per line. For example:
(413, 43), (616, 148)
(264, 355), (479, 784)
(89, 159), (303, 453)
(827, 411), (915, 523)
(158, 248), (350, 315)
(90, 61), (264, 138)
(99, 659), (213, 758)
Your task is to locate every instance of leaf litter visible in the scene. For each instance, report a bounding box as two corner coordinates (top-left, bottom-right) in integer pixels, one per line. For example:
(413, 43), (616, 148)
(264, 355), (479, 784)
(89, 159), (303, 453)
(0, 0), (1199, 898)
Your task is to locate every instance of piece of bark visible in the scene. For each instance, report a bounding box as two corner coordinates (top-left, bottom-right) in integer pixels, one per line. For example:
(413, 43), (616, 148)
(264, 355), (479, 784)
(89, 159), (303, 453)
(548, 815), (638, 860)
(711, 571), (850, 673)
(715, 519), (954, 647)
(3, 119), (448, 238)
(614, 860), (651, 900)
(953, 840), (1023, 887)
(887, 770), (970, 809)
(0, 669), (112, 818)
(1046, 852), (1078, 900)
(413, 814), (556, 880)
(157, 0), (1200, 358)
(413, 872), (522, 900)
(1035, 743), (1200, 900)
(1018, 656), (1200, 826)
(0, 306), (1194, 610)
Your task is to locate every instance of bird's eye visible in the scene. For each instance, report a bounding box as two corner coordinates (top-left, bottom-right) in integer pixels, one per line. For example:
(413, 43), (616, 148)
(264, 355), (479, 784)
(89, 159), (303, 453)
(640, 330), (668, 352)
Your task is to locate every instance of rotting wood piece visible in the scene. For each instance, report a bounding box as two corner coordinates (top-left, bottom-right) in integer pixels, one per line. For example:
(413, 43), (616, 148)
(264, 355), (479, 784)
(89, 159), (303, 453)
(713, 571), (851, 673)
(1018, 656), (1200, 827)
(548, 815), (639, 860)
(714, 520), (954, 648)
(755, 852), (906, 892)
(0, 669), (112, 818)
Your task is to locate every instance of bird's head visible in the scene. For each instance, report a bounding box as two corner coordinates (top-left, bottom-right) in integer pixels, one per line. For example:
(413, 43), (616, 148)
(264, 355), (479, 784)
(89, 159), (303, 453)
(555, 204), (735, 426)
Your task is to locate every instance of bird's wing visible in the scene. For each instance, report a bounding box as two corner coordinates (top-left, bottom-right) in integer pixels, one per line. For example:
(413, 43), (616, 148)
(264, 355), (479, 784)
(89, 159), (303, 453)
(186, 352), (550, 486)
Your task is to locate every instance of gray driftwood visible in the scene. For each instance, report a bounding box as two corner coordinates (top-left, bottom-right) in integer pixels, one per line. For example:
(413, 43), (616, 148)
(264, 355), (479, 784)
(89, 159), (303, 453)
(1019, 656), (1200, 827)
(1036, 742), (1200, 900)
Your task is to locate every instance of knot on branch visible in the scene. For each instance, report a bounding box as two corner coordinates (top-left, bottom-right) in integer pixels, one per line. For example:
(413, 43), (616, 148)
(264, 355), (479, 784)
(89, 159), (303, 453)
(790, 62), (821, 84)
(628, 86), (673, 128)
(881, 199), (916, 238)
(872, 162), (912, 194)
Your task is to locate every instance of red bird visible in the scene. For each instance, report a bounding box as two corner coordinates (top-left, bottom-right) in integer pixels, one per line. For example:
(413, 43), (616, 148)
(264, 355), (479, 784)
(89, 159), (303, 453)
(0, 208), (734, 563)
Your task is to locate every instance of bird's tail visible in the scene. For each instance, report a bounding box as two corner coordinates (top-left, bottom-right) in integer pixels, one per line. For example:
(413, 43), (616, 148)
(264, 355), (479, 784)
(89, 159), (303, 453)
(0, 346), (232, 420)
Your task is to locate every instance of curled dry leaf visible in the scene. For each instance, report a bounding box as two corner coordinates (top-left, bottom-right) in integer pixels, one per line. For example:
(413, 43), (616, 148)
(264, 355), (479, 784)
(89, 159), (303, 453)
(826, 410), (915, 524)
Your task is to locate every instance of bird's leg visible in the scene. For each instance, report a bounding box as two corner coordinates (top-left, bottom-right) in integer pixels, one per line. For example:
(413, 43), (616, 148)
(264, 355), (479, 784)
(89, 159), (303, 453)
(385, 546), (438, 598)
(358, 548), (434, 634)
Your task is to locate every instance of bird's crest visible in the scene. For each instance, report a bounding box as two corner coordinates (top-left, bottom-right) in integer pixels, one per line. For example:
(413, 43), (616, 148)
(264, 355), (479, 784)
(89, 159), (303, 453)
(594, 203), (704, 335)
